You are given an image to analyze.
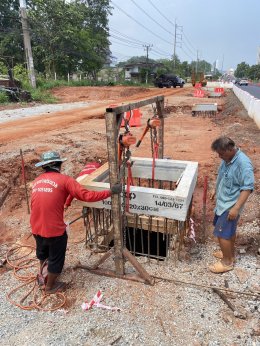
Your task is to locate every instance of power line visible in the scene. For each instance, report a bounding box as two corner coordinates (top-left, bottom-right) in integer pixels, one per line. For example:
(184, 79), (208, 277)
(147, 0), (198, 57)
(110, 34), (143, 48)
(182, 32), (197, 52)
(129, 0), (173, 37)
(182, 40), (196, 57)
(110, 26), (171, 57)
(110, 27), (149, 46)
(152, 47), (172, 57)
(147, 0), (174, 27)
(110, 39), (144, 50)
(110, 0), (172, 45)
(180, 47), (195, 61)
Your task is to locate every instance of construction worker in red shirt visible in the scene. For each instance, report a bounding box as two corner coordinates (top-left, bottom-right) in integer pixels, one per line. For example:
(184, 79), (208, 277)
(30, 151), (121, 294)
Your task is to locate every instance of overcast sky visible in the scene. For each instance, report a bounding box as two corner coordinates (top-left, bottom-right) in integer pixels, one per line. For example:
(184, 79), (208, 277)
(108, 0), (260, 71)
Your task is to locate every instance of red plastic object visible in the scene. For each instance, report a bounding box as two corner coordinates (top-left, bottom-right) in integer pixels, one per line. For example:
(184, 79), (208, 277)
(214, 87), (225, 95)
(121, 108), (142, 127)
(193, 89), (205, 98)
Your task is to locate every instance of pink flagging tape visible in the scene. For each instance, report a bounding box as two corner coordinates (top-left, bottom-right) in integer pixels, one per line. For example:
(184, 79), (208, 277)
(81, 290), (121, 312)
(189, 218), (196, 243)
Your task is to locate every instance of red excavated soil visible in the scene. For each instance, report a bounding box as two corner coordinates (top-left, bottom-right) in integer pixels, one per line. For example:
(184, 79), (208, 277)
(0, 85), (259, 245)
(0, 85), (260, 344)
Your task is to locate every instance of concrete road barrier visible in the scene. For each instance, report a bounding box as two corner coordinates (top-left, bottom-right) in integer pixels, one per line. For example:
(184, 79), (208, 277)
(233, 85), (260, 129)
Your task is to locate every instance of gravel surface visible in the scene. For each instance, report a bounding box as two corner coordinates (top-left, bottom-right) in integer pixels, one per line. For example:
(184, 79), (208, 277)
(0, 102), (95, 123)
(1, 220), (260, 346)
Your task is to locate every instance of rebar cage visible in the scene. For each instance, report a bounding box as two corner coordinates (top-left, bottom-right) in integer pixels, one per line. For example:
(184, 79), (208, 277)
(82, 206), (189, 262)
(79, 157), (197, 262)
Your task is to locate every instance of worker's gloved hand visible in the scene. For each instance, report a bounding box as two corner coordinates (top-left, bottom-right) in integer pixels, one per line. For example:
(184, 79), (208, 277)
(111, 183), (122, 194)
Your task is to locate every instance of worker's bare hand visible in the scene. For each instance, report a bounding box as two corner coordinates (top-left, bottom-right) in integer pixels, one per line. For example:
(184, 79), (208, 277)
(209, 190), (216, 200)
(228, 206), (239, 220)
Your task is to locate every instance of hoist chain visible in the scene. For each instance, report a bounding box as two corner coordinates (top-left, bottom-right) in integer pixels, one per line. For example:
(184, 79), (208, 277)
(120, 146), (131, 249)
(150, 127), (158, 157)
(124, 109), (132, 133)
(150, 128), (154, 158)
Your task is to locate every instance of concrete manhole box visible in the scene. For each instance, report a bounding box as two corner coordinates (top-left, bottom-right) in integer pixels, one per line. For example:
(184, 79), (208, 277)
(78, 157), (198, 221)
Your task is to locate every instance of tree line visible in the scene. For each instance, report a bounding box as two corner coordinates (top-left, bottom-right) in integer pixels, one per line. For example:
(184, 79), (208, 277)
(235, 62), (260, 80)
(0, 0), (111, 80)
(117, 55), (216, 81)
(1, 1), (258, 85)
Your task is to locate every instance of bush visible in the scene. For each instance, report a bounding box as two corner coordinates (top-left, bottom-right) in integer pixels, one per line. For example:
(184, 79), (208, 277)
(36, 79), (68, 90)
(29, 88), (57, 103)
(0, 91), (9, 104)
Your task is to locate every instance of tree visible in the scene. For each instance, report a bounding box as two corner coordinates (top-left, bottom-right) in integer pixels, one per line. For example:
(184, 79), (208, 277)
(0, 0), (24, 69)
(248, 64), (260, 81)
(235, 62), (250, 78)
(26, 0), (111, 78)
(190, 60), (211, 74)
(117, 56), (156, 66)
(0, 0), (111, 79)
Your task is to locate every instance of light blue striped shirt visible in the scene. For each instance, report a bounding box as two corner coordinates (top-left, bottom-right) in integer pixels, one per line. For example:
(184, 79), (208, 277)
(215, 149), (254, 216)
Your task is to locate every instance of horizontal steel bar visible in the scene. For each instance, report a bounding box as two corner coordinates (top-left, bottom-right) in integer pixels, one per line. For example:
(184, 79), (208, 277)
(106, 95), (164, 114)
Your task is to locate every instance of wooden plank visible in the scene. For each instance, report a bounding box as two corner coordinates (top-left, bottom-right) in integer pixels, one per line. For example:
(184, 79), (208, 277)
(122, 248), (155, 285)
(77, 162), (109, 185)
(91, 247), (114, 270)
(126, 214), (178, 234)
(105, 111), (125, 275)
(106, 96), (164, 114)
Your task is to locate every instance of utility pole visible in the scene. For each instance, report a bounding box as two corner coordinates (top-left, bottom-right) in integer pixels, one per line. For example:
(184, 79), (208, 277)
(173, 20), (182, 72)
(195, 50), (200, 74)
(143, 44), (152, 84)
(221, 54), (224, 73)
(19, 0), (36, 88)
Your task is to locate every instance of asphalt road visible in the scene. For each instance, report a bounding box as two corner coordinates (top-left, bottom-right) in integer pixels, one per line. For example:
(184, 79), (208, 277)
(237, 83), (260, 99)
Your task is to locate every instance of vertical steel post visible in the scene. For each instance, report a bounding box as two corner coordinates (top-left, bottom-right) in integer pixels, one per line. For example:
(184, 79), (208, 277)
(105, 111), (124, 275)
(156, 98), (164, 159)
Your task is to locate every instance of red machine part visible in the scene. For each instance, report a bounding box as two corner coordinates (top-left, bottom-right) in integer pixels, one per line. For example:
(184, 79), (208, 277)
(136, 117), (160, 148)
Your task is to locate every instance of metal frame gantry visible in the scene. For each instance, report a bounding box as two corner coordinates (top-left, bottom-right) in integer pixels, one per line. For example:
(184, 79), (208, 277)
(76, 95), (165, 285)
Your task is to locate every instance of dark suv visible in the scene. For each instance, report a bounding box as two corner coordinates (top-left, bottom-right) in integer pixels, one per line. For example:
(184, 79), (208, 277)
(154, 74), (184, 88)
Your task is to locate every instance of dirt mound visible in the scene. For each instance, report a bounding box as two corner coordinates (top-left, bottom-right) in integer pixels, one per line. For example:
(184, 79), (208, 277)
(51, 86), (153, 103)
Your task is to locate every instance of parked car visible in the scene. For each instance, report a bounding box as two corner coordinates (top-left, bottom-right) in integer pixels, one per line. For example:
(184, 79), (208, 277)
(239, 79), (248, 86)
(154, 74), (184, 88)
(176, 77), (185, 88)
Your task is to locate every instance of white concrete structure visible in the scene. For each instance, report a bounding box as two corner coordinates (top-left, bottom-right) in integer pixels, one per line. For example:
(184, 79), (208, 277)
(79, 158), (198, 221)
(233, 84), (260, 129)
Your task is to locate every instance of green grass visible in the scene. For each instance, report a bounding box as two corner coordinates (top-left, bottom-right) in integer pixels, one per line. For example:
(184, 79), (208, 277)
(0, 91), (9, 104)
(29, 88), (57, 103)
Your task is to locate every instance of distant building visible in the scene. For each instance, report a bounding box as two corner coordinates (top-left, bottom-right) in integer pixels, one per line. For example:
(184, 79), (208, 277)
(257, 46), (260, 64)
(97, 67), (123, 82)
(124, 62), (163, 82)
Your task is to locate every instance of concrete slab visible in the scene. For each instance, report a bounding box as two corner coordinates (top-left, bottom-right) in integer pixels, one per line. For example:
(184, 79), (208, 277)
(78, 158), (198, 221)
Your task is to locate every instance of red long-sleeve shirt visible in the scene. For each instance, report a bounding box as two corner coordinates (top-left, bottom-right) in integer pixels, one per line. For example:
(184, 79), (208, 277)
(65, 162), (101, 207)
(30, 171), (111, 238)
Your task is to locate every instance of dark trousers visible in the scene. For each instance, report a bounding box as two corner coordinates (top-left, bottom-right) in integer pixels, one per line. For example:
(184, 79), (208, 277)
(33, 232), (68, 274)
